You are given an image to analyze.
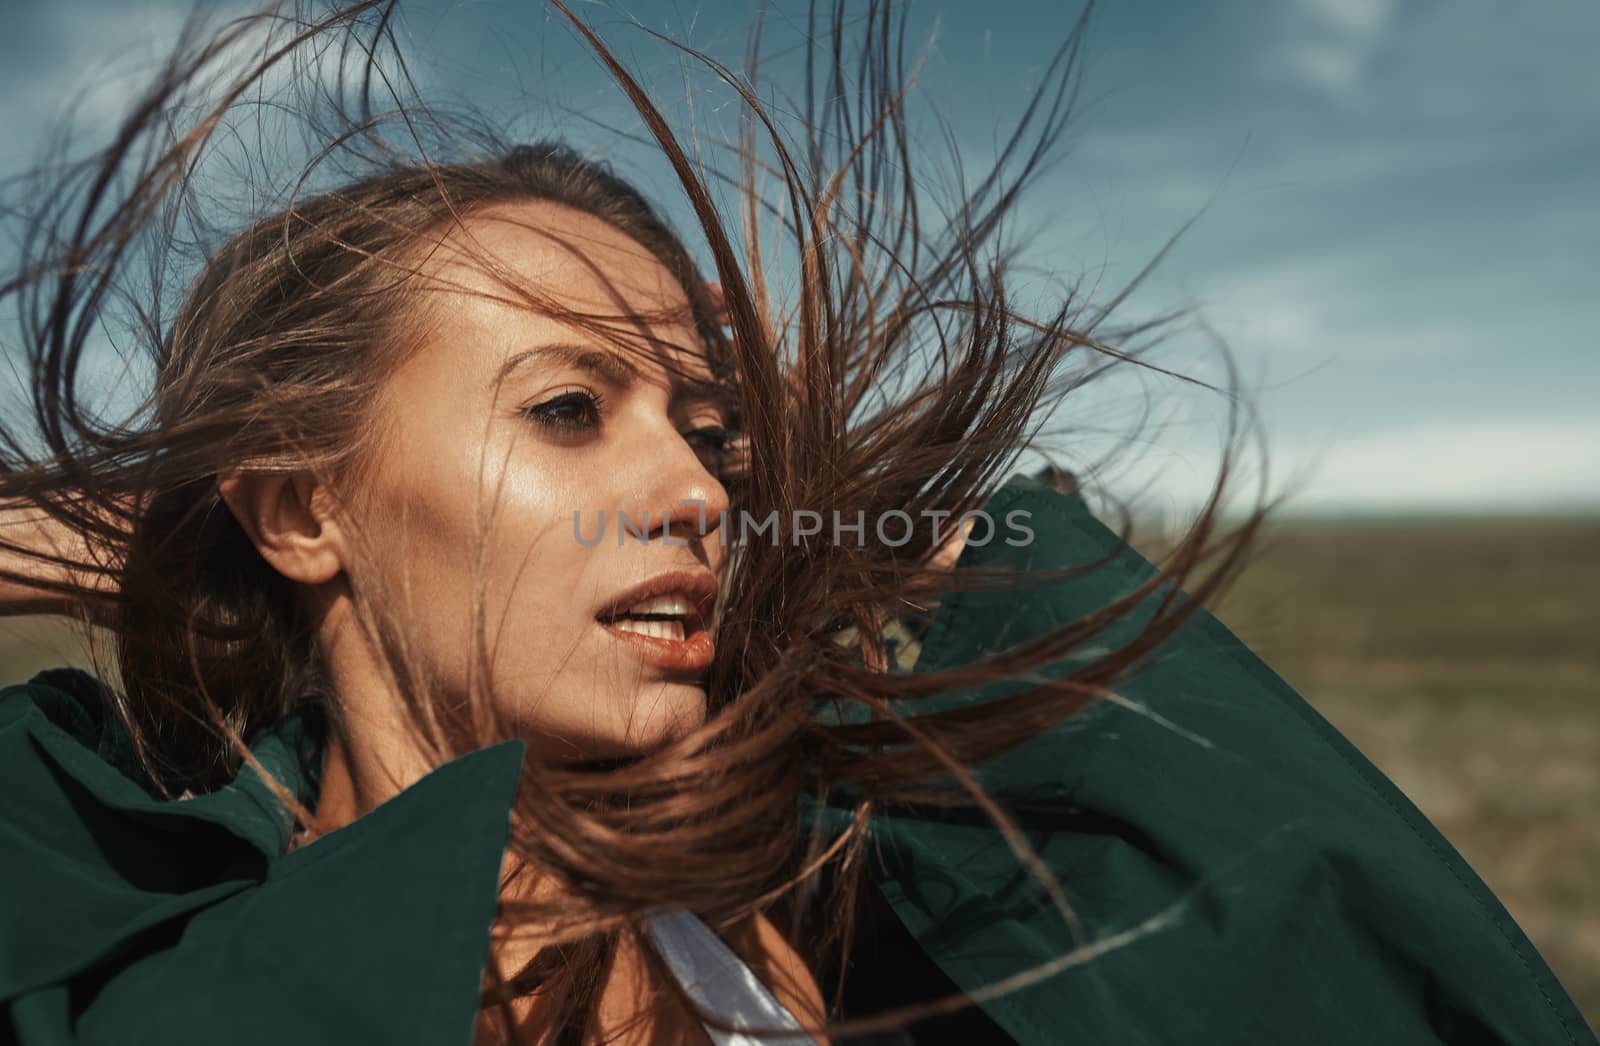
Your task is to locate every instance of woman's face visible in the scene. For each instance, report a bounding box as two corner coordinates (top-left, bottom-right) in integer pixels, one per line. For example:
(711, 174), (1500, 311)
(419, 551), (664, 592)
(346, 199), (733, 761)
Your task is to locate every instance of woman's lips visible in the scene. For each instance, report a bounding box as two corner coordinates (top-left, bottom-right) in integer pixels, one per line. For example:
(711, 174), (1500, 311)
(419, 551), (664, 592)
(594, 569), (719, 674)
(596, 616), (716, 672)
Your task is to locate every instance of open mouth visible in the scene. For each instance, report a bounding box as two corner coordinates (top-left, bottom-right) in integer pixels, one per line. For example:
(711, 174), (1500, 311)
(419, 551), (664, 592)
(596, 593), (703, 643)
(593, 571), (718, 672)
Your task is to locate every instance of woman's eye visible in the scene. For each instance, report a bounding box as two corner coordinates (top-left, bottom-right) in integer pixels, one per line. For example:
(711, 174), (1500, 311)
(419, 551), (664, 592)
(525, 390), (603, 432)
(684, 425), (738, 456)
(685, 424), (748, 481)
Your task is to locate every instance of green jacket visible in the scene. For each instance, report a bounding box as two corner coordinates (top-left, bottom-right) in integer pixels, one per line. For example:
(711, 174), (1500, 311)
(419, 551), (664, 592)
(1, 474), (1592, 1045)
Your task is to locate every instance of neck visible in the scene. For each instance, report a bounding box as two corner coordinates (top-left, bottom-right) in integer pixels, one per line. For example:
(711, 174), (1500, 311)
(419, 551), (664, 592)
(302, 590), (831, 1045)
(303, 586), (436, 830)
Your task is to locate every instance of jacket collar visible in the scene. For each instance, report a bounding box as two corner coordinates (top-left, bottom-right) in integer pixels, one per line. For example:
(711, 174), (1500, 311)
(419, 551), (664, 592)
(1, 667), (523, 1043)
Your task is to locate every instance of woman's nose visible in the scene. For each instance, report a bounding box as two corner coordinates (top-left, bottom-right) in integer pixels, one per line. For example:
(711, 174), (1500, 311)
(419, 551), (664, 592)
(642, 438), (731, 547)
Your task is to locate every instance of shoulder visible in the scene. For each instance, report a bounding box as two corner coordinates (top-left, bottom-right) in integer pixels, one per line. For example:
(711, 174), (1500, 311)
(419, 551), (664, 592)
(866, 477), (1599, 1045)
(0, 667), (259, 1030)
(1, 667), (523, 1044)
(1, 666), (154, 790)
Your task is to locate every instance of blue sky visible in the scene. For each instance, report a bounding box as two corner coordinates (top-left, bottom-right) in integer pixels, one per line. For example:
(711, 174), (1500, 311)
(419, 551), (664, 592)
(3, 0), (1596, 517)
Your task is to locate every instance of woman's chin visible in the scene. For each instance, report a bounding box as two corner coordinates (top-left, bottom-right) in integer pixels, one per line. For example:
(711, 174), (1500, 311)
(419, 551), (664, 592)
(615, 681), (709, 749)
(538, 681), (708, 762)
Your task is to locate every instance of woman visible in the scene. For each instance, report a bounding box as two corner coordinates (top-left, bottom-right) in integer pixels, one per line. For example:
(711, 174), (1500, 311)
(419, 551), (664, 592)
(0, 2), (1592, 1044)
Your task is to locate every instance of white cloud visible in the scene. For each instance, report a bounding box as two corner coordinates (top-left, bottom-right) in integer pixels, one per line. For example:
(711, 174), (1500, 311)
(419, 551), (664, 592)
(1301, 0), (1394, 40)
(1088, 417), (1600, 522)
(1268, 0), (1396, 96)
(1282, 41), (1366, 93)
(1278, 418), (1600, 512)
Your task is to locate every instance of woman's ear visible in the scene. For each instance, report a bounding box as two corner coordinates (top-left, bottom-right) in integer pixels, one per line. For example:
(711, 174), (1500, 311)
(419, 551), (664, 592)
(217, 470), (345, 585)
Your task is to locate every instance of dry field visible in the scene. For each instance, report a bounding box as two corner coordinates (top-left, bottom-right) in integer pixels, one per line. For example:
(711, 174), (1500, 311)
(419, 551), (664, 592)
(1169, 512), (1600, 1030)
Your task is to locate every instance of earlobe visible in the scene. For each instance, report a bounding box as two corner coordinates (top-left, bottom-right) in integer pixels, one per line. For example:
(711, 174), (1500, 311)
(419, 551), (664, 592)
(217, 470), (345, 585)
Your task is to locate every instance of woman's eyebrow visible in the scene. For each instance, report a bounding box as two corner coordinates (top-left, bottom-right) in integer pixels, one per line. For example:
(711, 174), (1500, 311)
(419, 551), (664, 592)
(676, 381), (737, 410)
(493, 342), (733, 407)
(492, 343), (639, 390)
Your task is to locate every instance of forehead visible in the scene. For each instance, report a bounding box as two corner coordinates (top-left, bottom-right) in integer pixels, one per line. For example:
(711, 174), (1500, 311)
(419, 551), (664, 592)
(397, 198), (710, 386)
(416, 198), (690, 319)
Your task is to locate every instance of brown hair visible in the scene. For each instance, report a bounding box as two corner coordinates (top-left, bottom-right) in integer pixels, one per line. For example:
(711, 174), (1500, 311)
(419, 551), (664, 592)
(0, 0), (1283, 1041)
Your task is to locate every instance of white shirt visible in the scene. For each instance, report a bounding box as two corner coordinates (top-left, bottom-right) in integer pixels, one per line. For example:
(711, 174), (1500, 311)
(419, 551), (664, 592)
(643, 909), (822, 1046)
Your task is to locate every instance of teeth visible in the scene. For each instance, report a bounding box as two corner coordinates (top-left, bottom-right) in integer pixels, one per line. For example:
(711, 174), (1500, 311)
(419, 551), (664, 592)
(611, 618), (686, 641)
(623, 593), (694, 617)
